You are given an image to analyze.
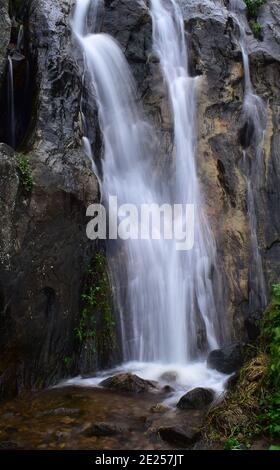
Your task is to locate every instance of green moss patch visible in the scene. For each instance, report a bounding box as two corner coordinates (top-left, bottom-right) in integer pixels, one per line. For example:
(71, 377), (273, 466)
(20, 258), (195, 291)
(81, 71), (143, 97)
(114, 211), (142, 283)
(75, 251), (117, 357)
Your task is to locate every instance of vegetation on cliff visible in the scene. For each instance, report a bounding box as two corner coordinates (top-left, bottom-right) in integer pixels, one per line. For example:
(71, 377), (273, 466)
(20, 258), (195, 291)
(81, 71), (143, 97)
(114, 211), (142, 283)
(16, 153), (33, 192)
(259, 284), (280, 439)
(206, 283), (280, 449)
(75, 251), (117, 360)
(244, 0), (266, 39)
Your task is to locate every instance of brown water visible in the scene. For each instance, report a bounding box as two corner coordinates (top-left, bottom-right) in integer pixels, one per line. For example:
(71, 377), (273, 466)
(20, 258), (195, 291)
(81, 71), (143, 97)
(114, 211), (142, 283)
(0, 386), (177, 450)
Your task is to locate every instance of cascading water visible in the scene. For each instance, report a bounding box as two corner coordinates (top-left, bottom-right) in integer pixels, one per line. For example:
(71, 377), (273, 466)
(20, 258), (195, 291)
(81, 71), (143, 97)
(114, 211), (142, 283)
(5, 24), (30, 150)
(150, 0), (226, 358)
(16, 25), (24, 52)
(69, 0), (228, 399)
(7, 56), (16, 149)
(229, 0), (267, 311)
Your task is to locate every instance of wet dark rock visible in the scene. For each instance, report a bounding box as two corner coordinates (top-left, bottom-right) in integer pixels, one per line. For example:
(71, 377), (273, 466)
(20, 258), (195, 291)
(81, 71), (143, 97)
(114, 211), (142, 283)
(258, 0), (280, 62)
(83, 422), (127, 437)
(5, 426), (18, 434)
(147, 409), (204, 446)
(0, 0), (10, 83)
(245, 315), (261, 341)
(0, 144), (19, 269)
(226, 371), (240, 390)
(161, 385), (175, 394)
(1, 412), (15, 419)
(54, 430), (71, 441)
(207, 343), (244, 374)
(176, 388), (215, 410)
(0, 0), (117, 401)
(158, 426), (200, 447)
(100, 373), (158, 393)
(0, 440), (19, 449)
(81, 372), (98, 379)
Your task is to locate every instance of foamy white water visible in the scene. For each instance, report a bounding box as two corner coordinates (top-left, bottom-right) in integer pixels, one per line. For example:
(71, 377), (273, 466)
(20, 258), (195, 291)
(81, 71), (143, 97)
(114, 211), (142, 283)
(63, 361), (228, 405)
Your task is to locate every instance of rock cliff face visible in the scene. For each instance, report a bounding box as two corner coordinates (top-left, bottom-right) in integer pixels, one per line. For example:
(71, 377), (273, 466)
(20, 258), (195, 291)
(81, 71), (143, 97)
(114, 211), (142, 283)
(0, 0), (279, 398)
(0, 1), (10, 84)
(98, 0), (280, 340)
(185, 0), (280, 339)
(0, 0), (104, 399)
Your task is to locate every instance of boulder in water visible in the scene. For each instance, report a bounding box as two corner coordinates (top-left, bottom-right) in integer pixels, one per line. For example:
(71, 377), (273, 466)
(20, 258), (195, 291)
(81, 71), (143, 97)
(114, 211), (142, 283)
(161, 385), (175, 393)
(207, 343), (244, 374)
(176, 388), (215, 410)
(100, 373), (157, 393)
(147, 409), (203, 446)
(160, 371), (178, 382)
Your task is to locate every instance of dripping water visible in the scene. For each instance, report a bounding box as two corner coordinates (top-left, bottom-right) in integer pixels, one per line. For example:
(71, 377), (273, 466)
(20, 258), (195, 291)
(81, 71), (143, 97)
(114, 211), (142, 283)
(16, 25), (24, 52)
(7, 56), (16, 149)
(229, 0), (267, 311)
(2, 20), (35, 150)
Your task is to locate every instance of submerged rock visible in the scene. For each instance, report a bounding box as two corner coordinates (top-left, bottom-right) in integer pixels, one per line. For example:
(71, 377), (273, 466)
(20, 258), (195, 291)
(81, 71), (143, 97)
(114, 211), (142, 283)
(176, 388), (215, 410)
(100, 373), (158, 393)
(0, 441), (19, 449)
(83, 422), (127, 437)
(150, 403), (170, 414)
(37, 407), (81, 417)
(207, 343), (244, 374)
(160, 371), (178, 382)
(161, 385), (175, 393)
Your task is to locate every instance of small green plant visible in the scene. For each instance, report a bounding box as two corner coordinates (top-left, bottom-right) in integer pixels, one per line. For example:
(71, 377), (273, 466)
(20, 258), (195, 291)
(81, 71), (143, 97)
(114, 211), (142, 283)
(269, 445), (280, 451)
(244, 0), (265, 39)
(75, 290), (97, 346)
(249, 20), (262, 39)
(63, 356), (73, 370)
(75, 251), (116, 355)
(224, 438), (242, 450)
(244, 0), (265, 19)
(17, 154), (34, 192)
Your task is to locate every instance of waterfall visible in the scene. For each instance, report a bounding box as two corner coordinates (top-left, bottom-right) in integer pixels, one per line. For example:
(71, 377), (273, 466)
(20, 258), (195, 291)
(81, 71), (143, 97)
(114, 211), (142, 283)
(7, 56), (16, 149)
(150, 0), (225, 356)
(71, 0), (228, 396)
(16, 25), (24, 52)
(229, 0), (267, 311)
